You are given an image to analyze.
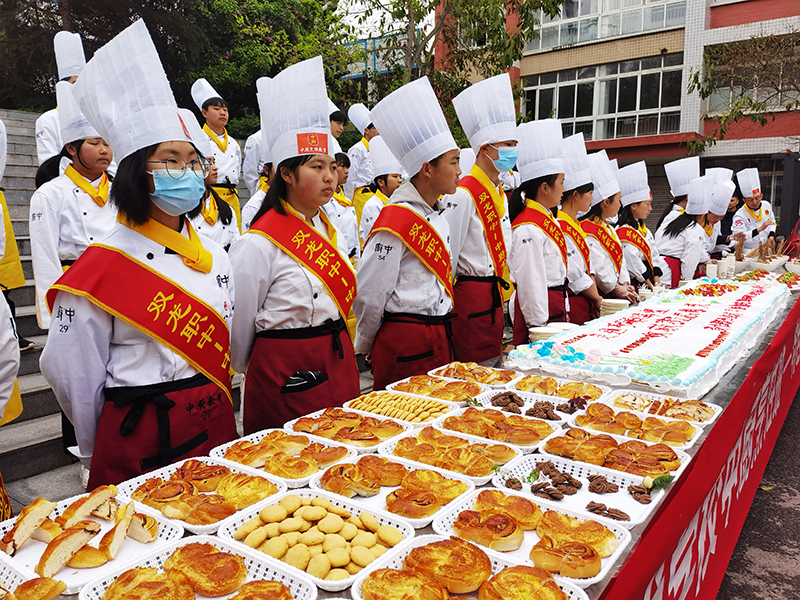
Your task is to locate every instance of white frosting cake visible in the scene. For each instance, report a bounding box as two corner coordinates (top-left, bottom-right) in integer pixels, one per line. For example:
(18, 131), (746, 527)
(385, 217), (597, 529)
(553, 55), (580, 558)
(508, 279), (790, 398)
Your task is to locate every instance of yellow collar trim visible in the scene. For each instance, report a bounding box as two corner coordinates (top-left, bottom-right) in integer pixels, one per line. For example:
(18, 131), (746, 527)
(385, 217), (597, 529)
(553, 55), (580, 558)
(333, 189), (353, 208)
(361, 137), (370, 152)
(257, 178), (270, 194)
(65, 164), (109, 207)
(203, 123), (228, 153)
(638, 222), (648, 236)
(200, 194), (218, 225)
(118, 215), (213, 273)
(744, 203), (763, 222)
(556, 210), (585, 238)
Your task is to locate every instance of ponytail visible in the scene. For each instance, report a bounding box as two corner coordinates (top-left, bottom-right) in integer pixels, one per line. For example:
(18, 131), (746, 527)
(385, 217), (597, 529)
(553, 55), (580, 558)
(509, 173), (559, 223)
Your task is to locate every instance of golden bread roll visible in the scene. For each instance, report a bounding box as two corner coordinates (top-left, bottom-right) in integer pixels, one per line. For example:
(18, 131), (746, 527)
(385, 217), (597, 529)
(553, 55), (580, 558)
(99, 501), (134, 559)
(319, 464), (381, 498)
(65, 545), (108, 568)
(30, 519), (62, 544)
(161, 493), (236, 525)
(263, 452), (318, 479)
(356, 455), (408, 487)
(91, 498), (119, 521)
(478, 565), (567, 600)
(101, 567), (193, 600)
(360, 568), (449, 600)
(0, 497), (56, 555)
(170, 460), (231, 492)
(529, 535), (601, 579)
(384, 489), (440, 520)
(403, 536), (492, 593)
(127, 513), (159, 543)
(215, 472), (278, 510)
(13, 577), (67, 600)
(228, 579), (294, 600)
(224, 439), (275, 468)
(400, 469), (469, 505)
(35, 519), (102, 577)
(55, 485), (117, 529)
(452, 510), (525, 552)
(472, 489), (542, 530)
(300, 442), (349, 468)
(536, 511), (618, 558)
(163, 542), (247, 596)
(436, 448), (495, 478)
(133, 479), (196, 508)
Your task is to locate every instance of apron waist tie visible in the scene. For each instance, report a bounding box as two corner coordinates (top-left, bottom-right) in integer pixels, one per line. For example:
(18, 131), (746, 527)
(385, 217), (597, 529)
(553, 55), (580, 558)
(457, 275), (510, 324)
(383, 311), (458, 361)
(256, 318), (347, 359)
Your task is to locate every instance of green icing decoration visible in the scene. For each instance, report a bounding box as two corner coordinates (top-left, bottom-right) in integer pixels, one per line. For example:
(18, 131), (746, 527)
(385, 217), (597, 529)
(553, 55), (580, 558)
(598, 354), (696, 378)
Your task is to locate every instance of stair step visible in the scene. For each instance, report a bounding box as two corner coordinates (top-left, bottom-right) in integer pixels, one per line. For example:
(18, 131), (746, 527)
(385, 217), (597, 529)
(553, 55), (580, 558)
(1, 175), (36, 190)
(7, 153), (37, 167)
(4, 463), (85, 510)
(0, 109), (40, 122)
(0, 414), (75, 482)
(14, 305), (46, 338)
(6, 142), (37, 156)
(17, 338), (44, 377)
(5, 124), (35, 137)
(5, 190), (33, 206)
(14, 235), (30, 256)
(6, 279), (34, 308)
(6, 135), (36, 145)
(11, 218), (28, 237)
(15, 372), (59, 423)
(4, 164), (37, 179)
(20, 255), (32, 279)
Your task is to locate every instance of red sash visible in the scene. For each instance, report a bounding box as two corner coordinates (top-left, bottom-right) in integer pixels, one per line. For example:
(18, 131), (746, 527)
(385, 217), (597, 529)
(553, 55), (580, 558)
(617, 225), (653, 269)
(582, 219), (624, 275)
(249, 209), (356, 320)
(512, 203), (568, 270)
(46, 245), (233, 402)
(458, 175), (508, 278)
(557, 213), (591, 271)
(370, 204), (455, 301)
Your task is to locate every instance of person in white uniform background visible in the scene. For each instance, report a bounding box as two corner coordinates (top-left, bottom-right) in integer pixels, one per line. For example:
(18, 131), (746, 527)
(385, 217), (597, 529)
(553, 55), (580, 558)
(346, 102), (378, 201)
(701, 172), (736, 256)
(240, 81), (275, 232)
(358, 135), (403, 249)
(657, 156), (699, 230)
(242, 129), (263, 196)
(329, 99), (346, 156)
(731, 167), (776, 251)
(704, 168), (745, 257)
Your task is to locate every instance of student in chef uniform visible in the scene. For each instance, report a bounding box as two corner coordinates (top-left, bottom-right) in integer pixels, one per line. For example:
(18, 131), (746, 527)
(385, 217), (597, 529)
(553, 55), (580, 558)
(701, 172), (737, 257)
(229, 58), (360, 434)
(242, 129), (264, 196)
(358, 137), (403, 250)
(40, 20), (237, 489)
(191, 78), (243, 231)
(655, 174), (712, 287)
(704, 169), (744, 257)
(443, 74), (516, 361)
(346, 103), (378, 205)
(731, 168), (776, 251)
(240, 82), (275, 232)
(582, 150), (638, 302)
(656, 156), (700, 229)
(354, 77), (461, 390)
(507, 119), (568, 346)
(615, 161), (669, 290)
(329, 99), (346, 156)
(556, 133), (602, 324)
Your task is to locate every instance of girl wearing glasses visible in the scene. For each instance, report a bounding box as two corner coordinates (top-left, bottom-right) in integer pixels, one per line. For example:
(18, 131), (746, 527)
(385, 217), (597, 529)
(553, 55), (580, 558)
(40, 21), (237, 489)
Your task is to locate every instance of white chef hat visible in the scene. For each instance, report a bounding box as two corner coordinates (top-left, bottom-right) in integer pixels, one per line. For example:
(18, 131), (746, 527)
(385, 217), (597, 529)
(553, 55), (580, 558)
(452, 73), (518, 154)
(736, 167), (761, 197)
(517, 119), (564, 183)
(71, 20), (193, 164)
(327, 98), (341, 117)
(706, 167), (733, 183)
(664, 156), (699, 197)
(369, 77), (457, 178)
(609, 158), (619, 172)
(0, 120), (6, 183)
(176, 108), (213, 158)
(588, 149), (620, 207)
(370, 135), (403, 177)
(56, 81), (99, 143)
(685, 175), (713, 215)
(617, 161), (651, 207)
(191, 78), (224, 111)
(255, 77), (274, 166)
(260, 56), (333, 168)
(708, 178), (735, 217)
(348, 103), (372, 135)
(54, 31), (85, 81)
(459, 148), (476, 174)
(562, 133), (592, 191)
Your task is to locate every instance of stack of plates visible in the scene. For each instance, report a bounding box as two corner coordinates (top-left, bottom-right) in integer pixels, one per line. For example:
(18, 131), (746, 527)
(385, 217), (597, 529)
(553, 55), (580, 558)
(600, 299), (629, 316)
(528, 325), (561, 343)
(548, 322), (579, 332)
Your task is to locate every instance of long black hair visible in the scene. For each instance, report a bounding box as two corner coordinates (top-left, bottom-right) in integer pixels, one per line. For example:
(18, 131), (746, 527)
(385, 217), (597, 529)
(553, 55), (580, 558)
(655, 195), (687, 229)
(35, 141), (87, 187)
(251, 155), (313, 224)
(580, 202), (604, 223)
(663, 211), (699, 238)
(509, 173), (560, 223)
(368, 174), (389, 194)
(186, 186), (233, 225)
(617, 203), (641, 229)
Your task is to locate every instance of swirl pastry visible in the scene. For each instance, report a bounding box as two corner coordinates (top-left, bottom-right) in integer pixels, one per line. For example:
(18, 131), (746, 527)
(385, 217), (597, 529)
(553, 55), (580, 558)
(403, 536), (492, 593)
(356, 454), (409, 486)
(385, 488), (441, 519)
(452, 510), (525, 552)
(478, 565), (568, 600)
(529, 536), (601, 579)
(101, 567), (193, 600)
(163, 542), (247, 596)
(472, 489), (543, 530)
(361, 568), (448, 600)
(515, 375), (559, 395)
(229, 580), (294, 600)
(536, 510), (618, 558)
(170, 460), (231, 491)
(132, 479), (196, 509)
(215, 472), (278, 509)
(400, 469), (469, 505)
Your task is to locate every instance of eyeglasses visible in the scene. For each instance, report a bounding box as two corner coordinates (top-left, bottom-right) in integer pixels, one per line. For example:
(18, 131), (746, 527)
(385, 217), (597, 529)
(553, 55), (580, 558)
(147, 156), (211, 179)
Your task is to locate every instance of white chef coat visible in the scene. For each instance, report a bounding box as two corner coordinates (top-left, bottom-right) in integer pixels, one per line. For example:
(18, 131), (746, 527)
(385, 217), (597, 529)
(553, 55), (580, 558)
(498, 169), (520, 192)
(325, 196), (358, 258)
(331, 136), (342, 156)
(29, 171), (118, 329)
(241, 190), (266, 231)
(556, 211), (593, 295)
(345, 138), (373, 199)
(204, 129), (242, 186)
(508, 204), (568, 329)
(354, 180), (453, 355)
(35, 108), (62, 165)
(189, 195), (240, 251)
(659, 205), (683, 230)
(619, 224), (672, 285)
(655, 221), (709, 281)
(40, 221), (233, 466)
(584, 219), (630, 295)
(242, 130), (263, 196)
(0, 201), (19, 420)
(359, 192), (388, 250)
(228, 207), (353, 373)
(442, 167), (512, 279)
(731, 201), (776, 250)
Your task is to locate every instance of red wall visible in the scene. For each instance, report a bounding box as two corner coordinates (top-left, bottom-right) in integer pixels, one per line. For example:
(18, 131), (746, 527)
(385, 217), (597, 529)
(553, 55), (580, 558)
(710, 0), (800, 28)
(703, 111), (800, 140)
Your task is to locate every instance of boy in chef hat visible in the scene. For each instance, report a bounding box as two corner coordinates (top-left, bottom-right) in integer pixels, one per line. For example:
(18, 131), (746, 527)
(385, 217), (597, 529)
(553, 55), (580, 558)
(657, 156), (700, 229)
(731, 167), (776, 250)
(702, 176), (737, 256)
(329, 98), (346, 156)
(346, 102), (379, 202)
(354, 76), (461, 390)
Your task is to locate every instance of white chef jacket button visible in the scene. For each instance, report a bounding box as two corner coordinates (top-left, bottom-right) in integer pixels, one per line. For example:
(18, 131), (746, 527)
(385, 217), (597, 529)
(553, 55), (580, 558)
(146, 252), (155, 260)
(313, 293), (319, 299)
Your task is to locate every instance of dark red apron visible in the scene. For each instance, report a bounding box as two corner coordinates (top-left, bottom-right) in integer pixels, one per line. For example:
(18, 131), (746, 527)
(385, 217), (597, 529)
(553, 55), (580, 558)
(664, 256), (682, 289)
(512, 286), (567, 346)
(87, 374), (237, 490)
(451, 276), (508, 364)
(567, 291), (591, 325)
(244, 318), (360, 435)
(371, 312), (455, 391)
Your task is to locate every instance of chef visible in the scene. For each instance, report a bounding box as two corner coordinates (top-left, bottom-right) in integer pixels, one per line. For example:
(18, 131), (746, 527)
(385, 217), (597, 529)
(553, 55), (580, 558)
(731, 167), (776, 251)
(346, 103), (378, 206)
(657, 156), (699, 229)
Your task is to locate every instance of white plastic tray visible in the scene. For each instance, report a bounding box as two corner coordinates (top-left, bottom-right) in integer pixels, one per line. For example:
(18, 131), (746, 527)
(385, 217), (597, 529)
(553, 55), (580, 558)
(0, 551), (36, 593)
(428, 364), (523, 389)
(471, 390), (572, 426)
(78, 534), (318, 600)
(431, 489), (631, 589)
(599, 389), (723, 427)
(342, 394), (459, 429)
(209, 428), (356, 488)
(492, 454), (666, 529)
(0, 493), (183, 595)
(351, 534), (590, 599)
(506, 374), (613, 402)
(567, 407), (704, 450)
(385, 375), (490, 407)
(115, 456), (287, 535)
(376, 428), (522, 486)
(308, 455), (475, 529)
(431, 406), (561, 454)
(537, 427), (692, 480)
(283, 408), (412, 453)
(216, 489), (416, 592)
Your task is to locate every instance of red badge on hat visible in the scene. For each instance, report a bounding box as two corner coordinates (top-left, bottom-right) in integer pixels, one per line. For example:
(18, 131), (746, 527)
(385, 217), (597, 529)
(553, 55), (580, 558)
(297, 132), (328, 155)
(177, 112), (192, 141)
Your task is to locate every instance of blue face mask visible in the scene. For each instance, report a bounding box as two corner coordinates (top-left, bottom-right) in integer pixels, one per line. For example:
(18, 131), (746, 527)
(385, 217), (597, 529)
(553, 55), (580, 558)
(149, 170), (206, 216)
(491, 147), (519, 172)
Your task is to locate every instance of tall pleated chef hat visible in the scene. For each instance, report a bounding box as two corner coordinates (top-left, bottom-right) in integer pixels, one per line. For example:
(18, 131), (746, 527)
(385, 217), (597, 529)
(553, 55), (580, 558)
(56, 81), (99, 144)
(706, 167), (733, 183)
(191, 78), (224, 111)
(72, 20), (193, 164)
(176, 108), (213, 158)
(708, 178), (736, 217)
(327, 98), (340, 117)
(54, 31), (86, 81)
(562, 133), (592, 191)
(459, 148), (476, 174)
(0, 120), (6, 183)
(736, 167), (761, 198)
(617, 161), (651, 207)
(609, 158), (619, 172)
(588, 149), (620, 207)
(516, 118), (564, 183)
(685, 175), (713, 215)
(259, 56), (333, 168)
(369, 135), (403, 177)
(348, 103), (372, 135)
(452, 73), (518, 154)
(255, 77), (274, 165)
(664, 156), (699, 198)
(369, 76), (457, 178)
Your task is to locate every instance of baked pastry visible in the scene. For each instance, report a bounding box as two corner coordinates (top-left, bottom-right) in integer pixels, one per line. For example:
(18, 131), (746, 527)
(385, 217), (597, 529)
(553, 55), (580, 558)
(403, 536), (492, 593)
(356, 455), (408, 487)
(55, 485), (117, 529)
(162, 493), (236, 525)
(170, 460), (231, 491)
(529, 535), (601, 579)
(102, 567), (193, 600)
(348, 392), (451, 424)
(437, 448), (495, 478)
(127, 513), (159, 543)
(0, 497), (56, 555)
(66, 544), (109, 568)
(228, 580), (294, 600)
(263, 452), (318, 479)
(443, 408), (553, 446)
(400, 469), (469, 505)
(99, 501), (134, 559)
(536, 510), (618, 558)
(300, 442), (349, 468)
(132, 478), (196, 509)
(35, 519), (102, 577)
(13, 577), (67, 600)
(478, 565), (567, 600)
(319, 463), (381, 498)
(30, 519), (62, 544)
(215, 472), (279, 510)
(92, 498), (119, 521)
(163, 542), (247, 596)
(515, 375), (559, 395)
(361, 568), (449, 600)
(385, 488), (440, 519)
(429, 381), (483, 402)
(472, 489), (543, 530)
(555, 382), (603, 401)
(452, 510), (524, 552)
(434, 362), (517, 385)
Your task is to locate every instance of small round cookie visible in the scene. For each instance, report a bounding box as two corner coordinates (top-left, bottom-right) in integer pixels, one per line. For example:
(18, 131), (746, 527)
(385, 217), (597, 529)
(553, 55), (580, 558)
(351, 531), (377, 548)
(278, 517), (304, 533)
(345, 561), (362, 575)
(279, 495), (302, 514)
(318, 513), (345, 534)
(234, 517), (262, 540)
(283, 531), (302, 547)
(359, 513), (380, 533)
(370, 544), (387, 559)
(261, 536), (289, 560)
(298, 519), (312, 532)
(264, 523), (281, 538)
(299, 530), (325, 546)
(308, 543), (323, 557)
(307, 553), (331, 579)
(301, 506), (328, 522)
(376, 525), (403, 547)
(340, 522), (359, 541)
(326, 547), (350, 568)
(260, 504), (289, 524)
(323, 534), (347, 553)
(310, 497), (333, 510)
(328, 504), (351, 518)
(301, 497), (312, 506)
(244, 526), (270, 549)
(325, 569), (350, 581)
(284, 543), (311, 571)
(351, 546), (376, 567)
(347, 516), (364, 529)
